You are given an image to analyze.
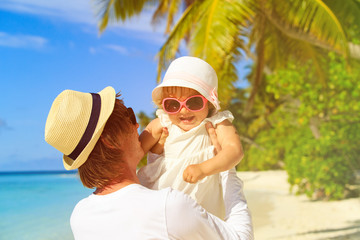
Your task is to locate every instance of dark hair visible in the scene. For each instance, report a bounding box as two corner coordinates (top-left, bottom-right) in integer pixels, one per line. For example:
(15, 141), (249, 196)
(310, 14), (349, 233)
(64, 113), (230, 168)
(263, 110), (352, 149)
(78, 95), (136, 189)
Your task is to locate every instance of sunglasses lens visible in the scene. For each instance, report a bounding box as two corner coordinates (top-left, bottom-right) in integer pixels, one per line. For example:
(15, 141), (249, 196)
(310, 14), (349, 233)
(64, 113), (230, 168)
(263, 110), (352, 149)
(186, 96), (205, 110)
(164, 99), (180, 113)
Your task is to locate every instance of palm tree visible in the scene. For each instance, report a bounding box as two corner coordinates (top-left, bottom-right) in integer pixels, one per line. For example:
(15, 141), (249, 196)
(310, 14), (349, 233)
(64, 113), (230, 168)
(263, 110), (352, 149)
(94, 0), (360, 113)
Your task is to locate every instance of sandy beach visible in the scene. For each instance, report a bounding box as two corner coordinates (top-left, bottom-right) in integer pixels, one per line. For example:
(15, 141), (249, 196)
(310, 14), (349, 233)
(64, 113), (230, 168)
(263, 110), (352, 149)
(238, 171), (360, 240)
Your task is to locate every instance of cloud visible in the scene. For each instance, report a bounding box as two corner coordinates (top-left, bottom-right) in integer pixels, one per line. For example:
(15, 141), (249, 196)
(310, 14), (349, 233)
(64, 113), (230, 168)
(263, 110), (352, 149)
(0, 32), (47, 49)
(88, 43), (157, 62)
(0, 0), (168, 46)
(0, 0), (95, 24)
(88, 44), (128, 56)
(105, 44), (128, 55)
(0, 0), (167, 34)
(89, 47), (97, 55)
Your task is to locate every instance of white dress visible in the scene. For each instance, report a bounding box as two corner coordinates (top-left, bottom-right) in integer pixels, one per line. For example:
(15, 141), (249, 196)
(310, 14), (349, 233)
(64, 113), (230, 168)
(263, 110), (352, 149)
(138, 109), (234, 219)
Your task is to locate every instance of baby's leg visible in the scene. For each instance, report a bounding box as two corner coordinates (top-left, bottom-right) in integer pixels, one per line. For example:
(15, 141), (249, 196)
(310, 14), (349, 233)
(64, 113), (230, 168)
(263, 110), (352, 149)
(220, 168), (254, 240)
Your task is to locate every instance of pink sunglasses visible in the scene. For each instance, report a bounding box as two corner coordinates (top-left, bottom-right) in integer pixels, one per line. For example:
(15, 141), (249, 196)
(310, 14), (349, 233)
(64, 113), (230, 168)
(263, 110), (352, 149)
(162, 95), (208, 114)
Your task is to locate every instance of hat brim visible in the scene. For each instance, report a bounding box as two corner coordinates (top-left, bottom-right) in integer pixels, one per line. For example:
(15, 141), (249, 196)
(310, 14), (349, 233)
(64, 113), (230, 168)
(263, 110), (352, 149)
(62, 86), (116, 170)
(152, 78), (218, 110)
(152, 79), (211, 104)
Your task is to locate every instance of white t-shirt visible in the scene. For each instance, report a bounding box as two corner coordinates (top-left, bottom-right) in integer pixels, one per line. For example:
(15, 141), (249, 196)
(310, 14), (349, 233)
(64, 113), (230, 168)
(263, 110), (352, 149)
(71, 170), (253, 240)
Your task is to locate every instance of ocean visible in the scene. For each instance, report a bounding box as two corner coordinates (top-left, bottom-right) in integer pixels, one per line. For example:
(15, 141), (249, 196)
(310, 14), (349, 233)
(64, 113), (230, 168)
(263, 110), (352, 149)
(0, 171), (93, 240)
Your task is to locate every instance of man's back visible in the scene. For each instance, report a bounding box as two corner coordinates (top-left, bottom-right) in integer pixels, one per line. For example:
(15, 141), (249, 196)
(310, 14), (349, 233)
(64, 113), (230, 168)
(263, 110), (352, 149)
(71, 184), (169, 240)
(70, 183), (245, 240)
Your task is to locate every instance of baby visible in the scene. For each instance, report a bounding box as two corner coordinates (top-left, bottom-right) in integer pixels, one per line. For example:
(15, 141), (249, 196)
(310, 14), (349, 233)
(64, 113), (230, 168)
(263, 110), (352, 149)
(138, 56), (244, 218)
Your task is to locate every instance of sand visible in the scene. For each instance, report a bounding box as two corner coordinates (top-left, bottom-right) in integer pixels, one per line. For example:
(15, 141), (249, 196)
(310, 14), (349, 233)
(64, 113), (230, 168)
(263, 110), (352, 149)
(237, 171), (360, 240)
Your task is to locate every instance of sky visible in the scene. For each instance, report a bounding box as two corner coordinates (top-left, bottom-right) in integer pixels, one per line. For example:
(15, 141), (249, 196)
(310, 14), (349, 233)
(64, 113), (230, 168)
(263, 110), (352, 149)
(0, 0), (250, 171)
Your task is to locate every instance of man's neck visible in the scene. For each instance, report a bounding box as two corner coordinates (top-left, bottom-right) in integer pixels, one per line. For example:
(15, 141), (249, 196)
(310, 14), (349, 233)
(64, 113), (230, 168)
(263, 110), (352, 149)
(94, 169), (140, 195)
(94, 179), (137, 195)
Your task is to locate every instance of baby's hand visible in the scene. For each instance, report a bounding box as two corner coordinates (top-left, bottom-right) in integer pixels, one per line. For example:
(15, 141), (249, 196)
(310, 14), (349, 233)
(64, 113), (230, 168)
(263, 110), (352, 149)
(149, 127), (169, 154)
(183, 164), (206, 183)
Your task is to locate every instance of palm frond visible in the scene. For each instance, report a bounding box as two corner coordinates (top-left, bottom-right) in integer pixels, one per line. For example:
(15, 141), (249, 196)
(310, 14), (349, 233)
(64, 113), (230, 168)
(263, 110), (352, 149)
(94, 0), (154, 32)
(156, 1), (203, 81)
(261, 18), (328, 83)
(151, 0), (170, 27)
(260, 0), (349, 56)
(189, 0), (254, 103)
(151, 0), (183, 33)
(323, 0), (360, 38)
(166, 0), (182, 33)
(190, 0), (253, 57)
(323, 0), (360, 60)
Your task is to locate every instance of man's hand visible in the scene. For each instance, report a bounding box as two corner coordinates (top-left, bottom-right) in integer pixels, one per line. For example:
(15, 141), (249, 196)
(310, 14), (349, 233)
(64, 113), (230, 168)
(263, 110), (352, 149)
(149, 127), (169, 154)
(205, 122), (222, 154)
(183, 164), (206, 183)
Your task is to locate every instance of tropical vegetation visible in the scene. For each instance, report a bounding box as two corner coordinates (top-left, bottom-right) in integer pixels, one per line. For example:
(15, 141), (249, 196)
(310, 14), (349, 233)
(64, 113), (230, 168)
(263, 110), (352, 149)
(94, 0), (360, 200)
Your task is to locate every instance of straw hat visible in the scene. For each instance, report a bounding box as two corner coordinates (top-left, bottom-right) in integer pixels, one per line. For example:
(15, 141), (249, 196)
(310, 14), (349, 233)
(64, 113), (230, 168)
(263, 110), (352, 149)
(45, 86), (116, 170)
(152, 56), (220, 111)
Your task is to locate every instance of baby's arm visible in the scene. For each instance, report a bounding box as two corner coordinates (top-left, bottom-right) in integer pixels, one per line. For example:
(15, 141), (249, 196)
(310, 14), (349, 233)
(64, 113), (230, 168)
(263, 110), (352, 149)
(139, 118), (168, 155)
(183, 120), (243, 183)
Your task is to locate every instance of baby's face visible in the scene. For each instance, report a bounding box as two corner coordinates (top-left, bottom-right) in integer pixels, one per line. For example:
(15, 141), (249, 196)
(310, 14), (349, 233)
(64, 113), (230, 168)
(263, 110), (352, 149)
(164, 87), (209, 131)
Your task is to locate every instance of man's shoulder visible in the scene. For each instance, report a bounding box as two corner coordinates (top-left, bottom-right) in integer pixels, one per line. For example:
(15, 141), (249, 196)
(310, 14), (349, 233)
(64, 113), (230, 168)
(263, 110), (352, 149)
(165, 188), (198, 212)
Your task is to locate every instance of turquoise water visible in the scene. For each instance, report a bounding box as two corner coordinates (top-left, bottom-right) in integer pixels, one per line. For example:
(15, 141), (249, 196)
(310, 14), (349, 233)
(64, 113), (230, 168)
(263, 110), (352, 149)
(0, 171), (93, 240)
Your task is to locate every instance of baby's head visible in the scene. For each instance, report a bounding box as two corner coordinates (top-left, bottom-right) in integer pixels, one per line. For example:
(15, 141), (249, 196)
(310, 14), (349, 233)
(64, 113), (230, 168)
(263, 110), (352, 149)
(152, 56), (220, 131)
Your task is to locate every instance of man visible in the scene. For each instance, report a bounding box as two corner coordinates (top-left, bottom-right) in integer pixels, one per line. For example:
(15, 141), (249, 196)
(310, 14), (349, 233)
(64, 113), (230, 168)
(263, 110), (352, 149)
(45, 86), (253, 239)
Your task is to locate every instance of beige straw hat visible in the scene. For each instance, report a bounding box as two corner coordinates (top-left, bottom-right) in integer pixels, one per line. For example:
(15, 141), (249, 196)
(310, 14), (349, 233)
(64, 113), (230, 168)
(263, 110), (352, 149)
(45, 86), (116, 170)
(152, 56), (220, 111)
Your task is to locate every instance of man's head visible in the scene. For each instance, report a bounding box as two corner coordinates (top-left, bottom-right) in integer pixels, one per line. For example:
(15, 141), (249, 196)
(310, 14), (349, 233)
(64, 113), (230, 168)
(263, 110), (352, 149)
(45, 87), (140, 189)
(78, 98), (140, 189)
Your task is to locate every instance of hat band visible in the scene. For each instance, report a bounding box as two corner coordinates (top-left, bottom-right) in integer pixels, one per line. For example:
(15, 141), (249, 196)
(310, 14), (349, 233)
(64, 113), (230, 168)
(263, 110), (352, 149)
(67, 93), (101, 161)
(164, 72), (214, 94)
(163, 72), (220, 109)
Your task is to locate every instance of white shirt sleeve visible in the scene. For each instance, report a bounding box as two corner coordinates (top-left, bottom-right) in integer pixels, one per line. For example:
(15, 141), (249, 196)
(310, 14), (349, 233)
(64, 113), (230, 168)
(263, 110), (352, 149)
(165, 189), (244, 240)
(221, 169), (254, 240)
(165, 169), (254, 240)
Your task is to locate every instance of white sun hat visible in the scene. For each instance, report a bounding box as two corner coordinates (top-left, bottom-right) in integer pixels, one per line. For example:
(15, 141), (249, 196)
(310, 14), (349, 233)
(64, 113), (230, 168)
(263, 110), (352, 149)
(152, 56), (220, 111)
(44, 86), (116, 170)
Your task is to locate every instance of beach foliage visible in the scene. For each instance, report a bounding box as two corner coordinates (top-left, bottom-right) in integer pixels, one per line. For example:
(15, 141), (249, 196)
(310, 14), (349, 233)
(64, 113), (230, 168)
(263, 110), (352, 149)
(94, 0), (360, 109)
(95, 0), (360, 200)
(234, 53), (360, 200)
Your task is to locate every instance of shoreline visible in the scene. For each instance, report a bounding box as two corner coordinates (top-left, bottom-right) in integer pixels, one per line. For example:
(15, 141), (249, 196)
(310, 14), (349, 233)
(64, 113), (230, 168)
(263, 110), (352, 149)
(0, 170), (77, 175)
(238, 171), (360, 240)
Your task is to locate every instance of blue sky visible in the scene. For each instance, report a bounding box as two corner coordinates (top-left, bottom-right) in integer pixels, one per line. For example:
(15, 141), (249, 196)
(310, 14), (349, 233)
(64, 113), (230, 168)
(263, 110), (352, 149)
(0, 1), (250, 171)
